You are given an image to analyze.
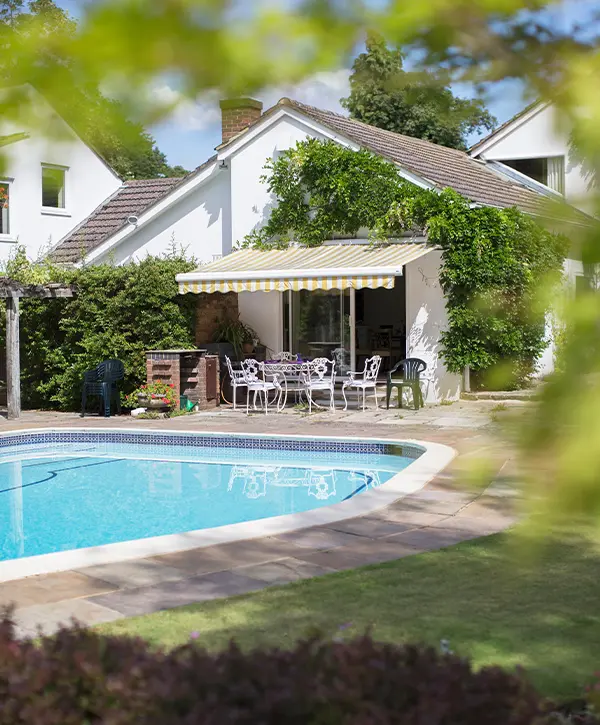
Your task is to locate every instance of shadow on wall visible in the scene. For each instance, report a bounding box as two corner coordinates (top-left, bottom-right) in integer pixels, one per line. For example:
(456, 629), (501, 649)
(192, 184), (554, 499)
(406, 302), (450, 403)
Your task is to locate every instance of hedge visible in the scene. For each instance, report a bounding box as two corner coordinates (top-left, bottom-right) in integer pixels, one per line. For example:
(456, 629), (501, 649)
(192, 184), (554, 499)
(0, 251), (197, 411)
(1, 613), (595, 725)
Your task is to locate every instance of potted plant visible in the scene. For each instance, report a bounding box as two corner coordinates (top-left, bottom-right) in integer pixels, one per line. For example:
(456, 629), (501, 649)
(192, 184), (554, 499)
(213, 317), (259, 357)
(125, 380), (178, 411)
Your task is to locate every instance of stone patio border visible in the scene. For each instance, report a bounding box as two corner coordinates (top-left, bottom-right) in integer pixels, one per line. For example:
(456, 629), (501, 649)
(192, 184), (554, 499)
(0, 428), (455, 583)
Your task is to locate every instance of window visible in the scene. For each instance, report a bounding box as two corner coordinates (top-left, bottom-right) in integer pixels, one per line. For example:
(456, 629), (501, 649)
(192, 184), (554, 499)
(502, 156), (565, 194)
(41, 165), (66, 208)
(0, 182), (9, 235)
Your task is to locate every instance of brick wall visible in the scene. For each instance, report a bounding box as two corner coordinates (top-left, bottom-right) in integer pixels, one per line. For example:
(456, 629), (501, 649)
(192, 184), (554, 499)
(195, 292), (239, 346)
(145, 351), (220, 409)
(219, 98), (263, 143)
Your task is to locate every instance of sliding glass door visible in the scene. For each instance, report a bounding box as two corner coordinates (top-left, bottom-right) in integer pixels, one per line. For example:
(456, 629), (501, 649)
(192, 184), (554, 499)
(284, 289), (351, 373)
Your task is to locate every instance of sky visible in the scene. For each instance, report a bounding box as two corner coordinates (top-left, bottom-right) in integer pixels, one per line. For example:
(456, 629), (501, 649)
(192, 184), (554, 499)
(55, 0), (597, 170)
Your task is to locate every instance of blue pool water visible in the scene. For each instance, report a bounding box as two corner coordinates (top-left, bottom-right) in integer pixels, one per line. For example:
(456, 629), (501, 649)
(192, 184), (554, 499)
(0, 433), (420, 562)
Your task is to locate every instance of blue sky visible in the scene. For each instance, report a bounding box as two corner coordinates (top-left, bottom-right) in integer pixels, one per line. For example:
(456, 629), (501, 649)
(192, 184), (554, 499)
(55, 0), (596, 169)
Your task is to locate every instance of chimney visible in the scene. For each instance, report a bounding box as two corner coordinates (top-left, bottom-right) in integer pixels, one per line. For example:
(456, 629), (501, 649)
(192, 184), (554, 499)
(219, 98), (263, 144)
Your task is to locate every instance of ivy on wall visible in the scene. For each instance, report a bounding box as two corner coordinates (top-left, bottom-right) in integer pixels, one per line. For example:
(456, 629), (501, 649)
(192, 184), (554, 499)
(1, 248), (197, 410)
(247, 139), (568, 386)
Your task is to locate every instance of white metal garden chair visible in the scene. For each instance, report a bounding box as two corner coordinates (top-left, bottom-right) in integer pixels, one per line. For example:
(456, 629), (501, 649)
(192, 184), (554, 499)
(272, 351), (299, 362)
(301, 357), (336, 413)
(224, 355), (247, 410)
(342, 355), (382, 411)
(240, 359), (285, 414)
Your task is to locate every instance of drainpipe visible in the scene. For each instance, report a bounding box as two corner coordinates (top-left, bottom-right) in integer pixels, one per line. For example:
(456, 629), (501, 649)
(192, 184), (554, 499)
(463, 365), (471, 393)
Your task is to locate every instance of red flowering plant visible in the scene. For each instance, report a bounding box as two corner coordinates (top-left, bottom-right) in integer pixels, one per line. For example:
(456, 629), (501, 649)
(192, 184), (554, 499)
(125, 380), (178, 409)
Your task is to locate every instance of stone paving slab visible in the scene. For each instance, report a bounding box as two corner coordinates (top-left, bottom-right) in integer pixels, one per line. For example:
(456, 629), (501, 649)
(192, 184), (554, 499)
(329, 515), (415, 539)
(76, 559), (191, 589)
(90, 570), (268, 617)
(150, 537), (306, 576)
(1, 570), (116, 609)
(297, 539), (424, 571)
(272, 527), (367, 550)
(237, 558), (336, 584)
(13, 599), (122, 639)
(384, 526), (485, 551)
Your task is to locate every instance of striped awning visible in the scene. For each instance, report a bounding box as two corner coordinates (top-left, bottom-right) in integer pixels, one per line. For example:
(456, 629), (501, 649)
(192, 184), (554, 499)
(177, 243), (433, 294)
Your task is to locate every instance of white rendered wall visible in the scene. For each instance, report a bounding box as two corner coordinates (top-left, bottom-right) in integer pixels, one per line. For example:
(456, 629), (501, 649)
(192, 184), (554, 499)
(93, 170), (229, 265)
(405, 252), (461, 403)
(228, 115), (330, 246)
(0, 93), (121, 265)
(478, 105), (590, 212)
(238, 291), (283, 355)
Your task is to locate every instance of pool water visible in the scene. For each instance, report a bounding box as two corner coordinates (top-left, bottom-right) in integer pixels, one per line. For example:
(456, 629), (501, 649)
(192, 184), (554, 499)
(0, 438), (417, 562)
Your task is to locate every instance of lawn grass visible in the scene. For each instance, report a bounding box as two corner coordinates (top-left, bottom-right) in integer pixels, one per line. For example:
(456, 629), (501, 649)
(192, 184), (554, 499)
(98, 533), (600, 700)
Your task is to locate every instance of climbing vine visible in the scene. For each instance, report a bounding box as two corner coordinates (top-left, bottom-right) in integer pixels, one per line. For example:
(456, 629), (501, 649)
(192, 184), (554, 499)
(247, 139), (568, 386)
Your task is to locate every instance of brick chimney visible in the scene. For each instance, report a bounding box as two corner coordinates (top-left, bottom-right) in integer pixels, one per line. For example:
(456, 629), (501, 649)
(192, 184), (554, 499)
(219, 98), (263, 144)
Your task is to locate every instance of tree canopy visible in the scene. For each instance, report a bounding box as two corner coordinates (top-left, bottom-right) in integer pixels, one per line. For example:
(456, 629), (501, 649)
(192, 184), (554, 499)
(341, 35), (496, 149)
(0, 0), (188, 179)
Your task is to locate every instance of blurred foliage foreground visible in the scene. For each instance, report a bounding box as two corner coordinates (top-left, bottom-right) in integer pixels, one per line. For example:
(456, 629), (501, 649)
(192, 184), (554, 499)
(1, 0), (600, 536)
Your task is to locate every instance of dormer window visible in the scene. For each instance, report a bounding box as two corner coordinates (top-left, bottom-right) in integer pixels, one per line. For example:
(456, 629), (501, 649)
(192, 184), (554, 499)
(42, 164), (66, 209)
(0, 182), (9, 235)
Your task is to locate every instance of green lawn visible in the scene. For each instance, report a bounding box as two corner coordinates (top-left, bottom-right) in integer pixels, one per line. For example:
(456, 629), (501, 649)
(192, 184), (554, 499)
(98, 533), (600, 700)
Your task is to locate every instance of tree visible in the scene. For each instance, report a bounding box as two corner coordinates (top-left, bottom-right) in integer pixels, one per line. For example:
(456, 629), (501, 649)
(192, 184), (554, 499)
(0, 0), (188, 179)
(341, 35), (496, 150)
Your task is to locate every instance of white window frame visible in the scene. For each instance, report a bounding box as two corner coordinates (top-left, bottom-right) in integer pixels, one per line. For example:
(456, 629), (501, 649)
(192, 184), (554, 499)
(41, 163), (70, 216)
(0, 179), (13, 241)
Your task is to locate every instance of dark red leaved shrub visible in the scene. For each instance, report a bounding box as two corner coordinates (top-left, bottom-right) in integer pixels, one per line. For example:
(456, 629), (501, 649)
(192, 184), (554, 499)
(0, 611), (560, 724)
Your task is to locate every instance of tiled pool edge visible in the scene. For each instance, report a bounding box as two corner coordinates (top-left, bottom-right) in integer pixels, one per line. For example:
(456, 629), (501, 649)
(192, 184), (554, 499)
(0, 428), (456, 583)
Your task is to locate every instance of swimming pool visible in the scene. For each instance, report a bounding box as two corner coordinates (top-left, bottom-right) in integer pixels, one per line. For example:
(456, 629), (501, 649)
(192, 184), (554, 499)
(0, 429), (454, 582)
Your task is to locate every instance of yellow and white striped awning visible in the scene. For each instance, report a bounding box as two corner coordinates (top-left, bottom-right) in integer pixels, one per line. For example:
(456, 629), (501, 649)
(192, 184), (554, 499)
(177, 243), (433, 294)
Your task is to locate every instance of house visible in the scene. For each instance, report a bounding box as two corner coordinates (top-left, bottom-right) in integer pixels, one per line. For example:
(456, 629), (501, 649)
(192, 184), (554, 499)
(0, 86), (122, 264)
(469, 100), (592, 214)
(49, 97), (593, 402)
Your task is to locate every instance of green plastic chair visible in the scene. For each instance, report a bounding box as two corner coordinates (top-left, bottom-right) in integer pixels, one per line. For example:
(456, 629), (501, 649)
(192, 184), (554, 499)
(386, 358), (426, 410)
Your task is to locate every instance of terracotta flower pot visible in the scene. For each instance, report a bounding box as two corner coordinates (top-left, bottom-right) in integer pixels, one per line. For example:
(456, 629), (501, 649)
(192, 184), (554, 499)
(242, 342), (254, 354)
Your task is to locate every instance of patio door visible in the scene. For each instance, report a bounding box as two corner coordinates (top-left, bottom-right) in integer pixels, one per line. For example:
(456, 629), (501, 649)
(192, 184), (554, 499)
(284, 289), (352, 373)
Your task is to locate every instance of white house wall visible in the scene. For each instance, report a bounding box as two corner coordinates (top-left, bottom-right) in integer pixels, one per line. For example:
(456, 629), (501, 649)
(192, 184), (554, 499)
(93, 170), (230, 265)
(238, 291), (283, 355)
(0, 94), (121, 264)
(229, 115), (330, 246)
(478, 105), (590, 211)
(405, 251), (461, 403)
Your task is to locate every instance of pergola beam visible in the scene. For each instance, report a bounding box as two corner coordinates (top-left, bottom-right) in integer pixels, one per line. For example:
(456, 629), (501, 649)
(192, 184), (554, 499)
(2, 278), (76, 419)
(6, 296), (20, 420)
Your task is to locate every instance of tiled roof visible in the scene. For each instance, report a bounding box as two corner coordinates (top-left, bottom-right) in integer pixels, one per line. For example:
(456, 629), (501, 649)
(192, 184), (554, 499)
(281, 99), (559, 216)
(50, 156), (217, 263)
(50, 178), (181, 263)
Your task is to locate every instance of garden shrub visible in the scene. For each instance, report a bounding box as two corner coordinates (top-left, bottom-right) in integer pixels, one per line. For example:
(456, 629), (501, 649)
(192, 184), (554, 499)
(0, 248), (197, 410)
(0, 613), (561, 725)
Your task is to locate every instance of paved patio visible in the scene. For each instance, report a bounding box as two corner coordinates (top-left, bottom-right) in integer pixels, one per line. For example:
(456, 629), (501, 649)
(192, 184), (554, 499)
(0, 402), (519, 638)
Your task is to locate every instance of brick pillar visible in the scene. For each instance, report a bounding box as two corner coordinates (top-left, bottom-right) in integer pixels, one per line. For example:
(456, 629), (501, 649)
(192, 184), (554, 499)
(219, 98), (263, 144)
(145, 352), (181, 401)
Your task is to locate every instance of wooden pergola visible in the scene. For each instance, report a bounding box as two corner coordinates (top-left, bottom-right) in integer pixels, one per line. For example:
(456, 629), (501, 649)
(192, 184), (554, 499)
(1, 278), (75, 419)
